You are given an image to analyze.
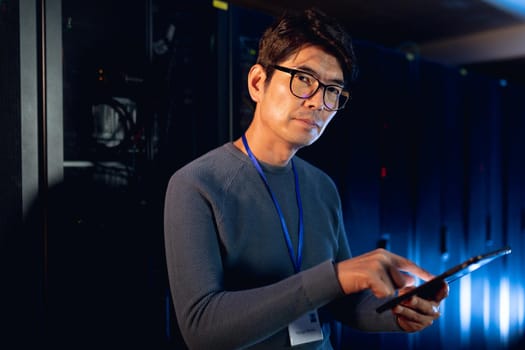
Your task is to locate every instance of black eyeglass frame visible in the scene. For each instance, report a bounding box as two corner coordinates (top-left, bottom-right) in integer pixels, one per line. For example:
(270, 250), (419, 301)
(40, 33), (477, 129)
(272, 65), (350, 111)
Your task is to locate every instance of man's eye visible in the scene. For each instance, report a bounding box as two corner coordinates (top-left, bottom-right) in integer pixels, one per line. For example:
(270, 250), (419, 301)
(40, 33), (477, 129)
(296, 73), (314, 86)
(326, 86), (342, 96)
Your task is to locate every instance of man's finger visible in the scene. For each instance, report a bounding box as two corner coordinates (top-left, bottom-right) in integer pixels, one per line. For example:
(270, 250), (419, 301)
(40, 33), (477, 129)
(390, 254), (435, 281)
(388, 265), (411, 289)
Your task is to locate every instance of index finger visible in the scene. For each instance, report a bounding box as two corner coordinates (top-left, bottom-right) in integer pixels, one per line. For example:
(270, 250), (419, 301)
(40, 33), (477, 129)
(390, 253), (434, 282)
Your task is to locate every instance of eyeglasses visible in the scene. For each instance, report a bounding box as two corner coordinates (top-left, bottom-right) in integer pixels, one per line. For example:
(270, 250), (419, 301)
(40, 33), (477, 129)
(272, 65), (350, 111)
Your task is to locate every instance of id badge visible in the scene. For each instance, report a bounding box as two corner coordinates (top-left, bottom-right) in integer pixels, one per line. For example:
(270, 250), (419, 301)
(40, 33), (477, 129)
(288, 310), (324, 346)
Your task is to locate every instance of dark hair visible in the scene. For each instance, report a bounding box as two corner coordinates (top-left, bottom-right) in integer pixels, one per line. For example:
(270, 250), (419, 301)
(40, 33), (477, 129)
(256, 8), (357, 85)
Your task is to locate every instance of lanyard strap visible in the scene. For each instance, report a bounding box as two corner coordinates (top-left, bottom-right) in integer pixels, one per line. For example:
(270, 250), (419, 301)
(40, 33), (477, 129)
(241, 135), (304, 273)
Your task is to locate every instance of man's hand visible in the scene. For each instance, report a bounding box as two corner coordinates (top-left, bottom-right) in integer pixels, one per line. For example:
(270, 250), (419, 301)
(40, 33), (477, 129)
(334, 248), (434, 298)
(393, 282), (449, 332)
(334, 248), (449, 332)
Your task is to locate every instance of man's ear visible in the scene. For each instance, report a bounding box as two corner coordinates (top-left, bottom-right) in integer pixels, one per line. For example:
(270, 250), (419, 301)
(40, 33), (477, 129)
(247, 64), (267, 103)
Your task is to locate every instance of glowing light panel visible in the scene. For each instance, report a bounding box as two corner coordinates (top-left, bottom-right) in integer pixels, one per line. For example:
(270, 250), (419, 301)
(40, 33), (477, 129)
(460, 274), (471, 346)
(483, 279), (490, 333)
(519, 285), (525, 330)
(500, 277), (510, 345)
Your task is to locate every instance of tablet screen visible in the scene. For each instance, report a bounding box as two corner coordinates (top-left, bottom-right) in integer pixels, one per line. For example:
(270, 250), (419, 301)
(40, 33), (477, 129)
(376, 246), (512, 313)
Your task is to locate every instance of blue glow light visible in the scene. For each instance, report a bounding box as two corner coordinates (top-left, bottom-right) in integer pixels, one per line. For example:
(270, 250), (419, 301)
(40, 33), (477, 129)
(519, 285), (525, 331)
(483, 279), (490, 333)
(500, 277), (510, 346)
(511, 282), (525, 345)
(482, 0), (525, 17)
(460, 274), (471, 346)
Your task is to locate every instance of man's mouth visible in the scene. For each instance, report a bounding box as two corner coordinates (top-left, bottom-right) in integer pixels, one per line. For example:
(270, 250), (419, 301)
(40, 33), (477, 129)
(294, 117), (320, 129)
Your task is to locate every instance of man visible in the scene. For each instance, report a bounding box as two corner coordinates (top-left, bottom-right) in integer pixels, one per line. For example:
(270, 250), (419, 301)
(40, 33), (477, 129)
(164, 8), (448, 349)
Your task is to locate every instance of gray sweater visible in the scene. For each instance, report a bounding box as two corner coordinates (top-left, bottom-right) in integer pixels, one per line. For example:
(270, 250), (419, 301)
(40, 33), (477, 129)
(164, 143), (400, 349)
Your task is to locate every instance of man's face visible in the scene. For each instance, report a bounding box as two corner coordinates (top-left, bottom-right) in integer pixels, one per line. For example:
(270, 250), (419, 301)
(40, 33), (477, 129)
(254, 45), (344, 149)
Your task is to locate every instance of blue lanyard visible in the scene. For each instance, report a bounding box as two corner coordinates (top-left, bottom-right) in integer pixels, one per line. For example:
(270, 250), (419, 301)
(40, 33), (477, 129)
(241, 134), (304, 273)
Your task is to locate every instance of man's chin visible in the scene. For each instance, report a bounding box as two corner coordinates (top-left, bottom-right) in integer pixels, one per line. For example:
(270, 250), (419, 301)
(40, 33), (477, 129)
(291, 134), (320, 149)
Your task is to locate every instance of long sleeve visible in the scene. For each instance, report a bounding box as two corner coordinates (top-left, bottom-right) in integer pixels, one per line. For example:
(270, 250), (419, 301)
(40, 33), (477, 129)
(327, 290), (403, 332)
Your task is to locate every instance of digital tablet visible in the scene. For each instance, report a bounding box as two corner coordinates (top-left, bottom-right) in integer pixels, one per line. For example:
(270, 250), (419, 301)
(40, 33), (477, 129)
(376, 246), (512, 313)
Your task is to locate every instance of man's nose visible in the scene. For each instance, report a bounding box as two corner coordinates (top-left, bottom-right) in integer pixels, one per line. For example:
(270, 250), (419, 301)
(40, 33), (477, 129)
(305, 88), (325, 110)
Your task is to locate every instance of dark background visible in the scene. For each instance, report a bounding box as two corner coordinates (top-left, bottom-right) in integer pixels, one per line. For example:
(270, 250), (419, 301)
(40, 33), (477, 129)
(1, 0), (524, 349)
